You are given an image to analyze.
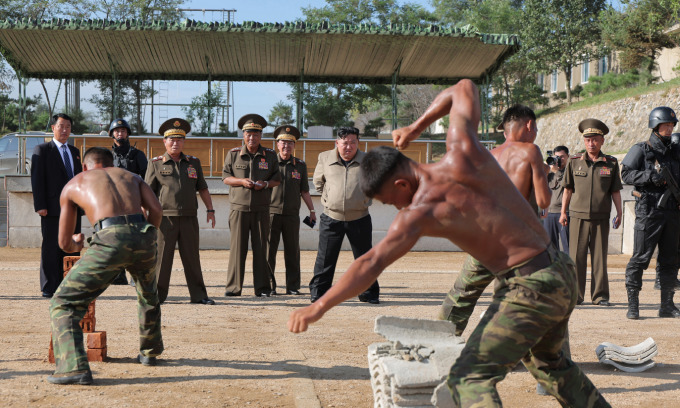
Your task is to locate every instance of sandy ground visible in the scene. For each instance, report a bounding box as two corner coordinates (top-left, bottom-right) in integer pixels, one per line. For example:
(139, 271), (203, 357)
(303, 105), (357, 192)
(0, 247), (678, 407)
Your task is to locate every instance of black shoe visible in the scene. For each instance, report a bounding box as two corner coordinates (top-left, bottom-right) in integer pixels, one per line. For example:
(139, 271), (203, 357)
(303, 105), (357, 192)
(597, 300), (611, 306)
(310, 297), (320, 303)
(138, 354), (157, 366)
(270, 290), (278, 296)
(576, 299), (583, 305)
(42, 292), (53, 298)
(191, 297), (215, 305)
(47, 369), (93, 385)
(256, 292), (270, 298)
(286, 290), (301, 295)
(367, 298), (380, 304)
(224, 292), (241, 297)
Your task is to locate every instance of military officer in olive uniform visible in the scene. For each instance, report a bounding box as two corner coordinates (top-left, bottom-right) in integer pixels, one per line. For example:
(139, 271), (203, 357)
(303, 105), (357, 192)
(222, 114), (281, 297)
(268, 125), (316, 295)
(145, 118), (215, 305)
(560, 119), (623, 306)
(109, 118), (148, 285)
(621, 107), (680, 319)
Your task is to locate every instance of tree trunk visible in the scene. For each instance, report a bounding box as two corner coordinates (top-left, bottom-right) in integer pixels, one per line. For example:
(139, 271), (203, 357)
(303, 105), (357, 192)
(136, 79), (142, 135)
(565, 66), (572, 105)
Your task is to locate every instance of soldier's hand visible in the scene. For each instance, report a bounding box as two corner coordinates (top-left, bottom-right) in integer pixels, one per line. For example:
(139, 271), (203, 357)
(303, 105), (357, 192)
(392, 125), (419, 150)
(242, 178), (255, 189)
(207, 212), (216, 228)
(71, 233), (85, 252)
(37, 209), (47, 216)
(253, 180), (266, 191)
(559, 213), (568, 227)
(288, 304), (325, 333)
(310, 212), (317, 223)
(651, 172), (665, 187)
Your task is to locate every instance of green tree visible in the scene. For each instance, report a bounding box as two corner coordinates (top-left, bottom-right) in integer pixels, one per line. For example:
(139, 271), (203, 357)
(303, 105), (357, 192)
(268, 102), (294, 127)
(600, 1), (677, 84)
(302, 0), (436, 25)
(182, 84), (225, 135)
(89, 79), (155, 134)
(521, 0), (607, 105)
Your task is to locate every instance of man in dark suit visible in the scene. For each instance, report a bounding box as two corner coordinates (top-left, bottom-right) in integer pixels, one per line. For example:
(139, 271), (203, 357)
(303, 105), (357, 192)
(31, 113), (82, 298)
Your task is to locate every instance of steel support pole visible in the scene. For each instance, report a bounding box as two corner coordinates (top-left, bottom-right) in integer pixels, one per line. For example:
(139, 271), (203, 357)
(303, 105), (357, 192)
(297, 65), (304, 132)
(391, 62), (401, 131)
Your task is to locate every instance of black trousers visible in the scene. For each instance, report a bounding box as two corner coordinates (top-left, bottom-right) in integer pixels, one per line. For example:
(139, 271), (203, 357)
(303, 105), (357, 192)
(309, 213), (379, 300)
(40, 215), (81, 295)
(268, 213), (301, 292)
(625, 208), (680, 290)
(544, 212), (569, 253)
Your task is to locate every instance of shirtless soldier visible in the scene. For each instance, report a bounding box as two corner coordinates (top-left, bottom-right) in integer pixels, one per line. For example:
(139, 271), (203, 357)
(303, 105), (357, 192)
(47, 147), (163, 385)
(288, 80), (609, 407)
(438, 104), (551, 336)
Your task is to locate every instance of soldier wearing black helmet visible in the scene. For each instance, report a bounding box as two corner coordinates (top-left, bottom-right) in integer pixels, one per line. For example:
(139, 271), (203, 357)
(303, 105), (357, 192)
(110, 118), (147, 178)
(109, 118), (148, 285)
(621, 106), (680, 319)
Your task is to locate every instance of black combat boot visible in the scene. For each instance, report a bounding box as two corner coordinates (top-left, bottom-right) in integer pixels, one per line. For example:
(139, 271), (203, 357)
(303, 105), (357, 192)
(658, 290), (680, 318)
(626, 288), (639, 320)
(655, 278), (680, 290)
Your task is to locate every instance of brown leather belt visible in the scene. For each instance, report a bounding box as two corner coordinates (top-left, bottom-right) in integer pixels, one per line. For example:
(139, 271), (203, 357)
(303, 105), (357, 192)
(512, 247), (554, 278)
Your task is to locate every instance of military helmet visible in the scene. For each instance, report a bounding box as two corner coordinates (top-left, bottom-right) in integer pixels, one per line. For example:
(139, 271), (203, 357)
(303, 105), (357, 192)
(109, 118), (131, 137)
(648, 107), (678, 129)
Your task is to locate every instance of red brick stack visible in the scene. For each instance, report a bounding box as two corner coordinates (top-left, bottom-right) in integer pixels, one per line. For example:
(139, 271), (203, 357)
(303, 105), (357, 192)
(48, 256), (108, 363)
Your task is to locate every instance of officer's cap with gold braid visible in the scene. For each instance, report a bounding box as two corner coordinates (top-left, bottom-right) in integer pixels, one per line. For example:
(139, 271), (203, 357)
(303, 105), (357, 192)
(159, 118), (191, 138)
(273, 125), (300, 142)
(578, 118), (609, 138)
(238, 114), (267, 132)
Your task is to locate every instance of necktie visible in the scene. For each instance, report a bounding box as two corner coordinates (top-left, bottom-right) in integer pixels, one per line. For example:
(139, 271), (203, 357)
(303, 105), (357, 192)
(61, 145), (74, 179)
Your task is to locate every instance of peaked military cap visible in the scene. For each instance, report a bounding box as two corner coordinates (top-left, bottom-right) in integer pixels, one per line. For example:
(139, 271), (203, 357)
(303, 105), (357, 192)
(578, 118), (609, 137)
(273, 125), (300, 142)
(159, 118), (191, 138)
(238, 114), (267, 131)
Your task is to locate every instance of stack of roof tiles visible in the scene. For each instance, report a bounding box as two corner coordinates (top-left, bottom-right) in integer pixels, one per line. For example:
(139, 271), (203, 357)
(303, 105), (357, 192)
(596, 337), (657, 373)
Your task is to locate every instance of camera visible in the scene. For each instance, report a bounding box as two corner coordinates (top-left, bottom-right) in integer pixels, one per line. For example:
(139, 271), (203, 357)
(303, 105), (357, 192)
(545, 150), (562, 167)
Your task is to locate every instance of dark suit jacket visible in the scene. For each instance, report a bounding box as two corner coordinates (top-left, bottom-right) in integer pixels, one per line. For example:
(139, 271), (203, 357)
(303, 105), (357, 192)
(31, 140), (82, 216)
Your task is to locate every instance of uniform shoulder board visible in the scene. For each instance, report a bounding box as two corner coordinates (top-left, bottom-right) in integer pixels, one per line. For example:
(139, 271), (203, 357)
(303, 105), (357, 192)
(186, 154), (196, 159)
(152, 155), (164, 162)
(606, 155), (617, 162)
(265, 148), (275, 153)
(230, 147), (241, 152)
(297, 158), (305, 163)
(570, 154), (582, 159)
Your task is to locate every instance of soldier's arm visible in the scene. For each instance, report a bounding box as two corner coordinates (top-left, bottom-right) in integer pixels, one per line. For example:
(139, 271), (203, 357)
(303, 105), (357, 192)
(621, 145), (656, 186)
(137, 152), (148, 179)
(198, 188), (216, 228)
(392, 79), (479, 151)
(58, 183), (83, 253)
(530, 144), (552, 209)
(139, 180), (162, 228)
(288, 207), (425, 333)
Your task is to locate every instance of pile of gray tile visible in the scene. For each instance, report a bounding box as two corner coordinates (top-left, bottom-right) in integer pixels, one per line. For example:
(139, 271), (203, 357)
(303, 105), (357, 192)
(596, 337), (657, 373)
(367, 316), (465, 408)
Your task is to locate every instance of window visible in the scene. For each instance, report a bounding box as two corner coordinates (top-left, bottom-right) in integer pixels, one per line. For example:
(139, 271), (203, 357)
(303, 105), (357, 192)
(537, 73), (545, 90)
(599, 56), (608, 76)
(581, 61), (590, 83)
(551, 71), (558, 93)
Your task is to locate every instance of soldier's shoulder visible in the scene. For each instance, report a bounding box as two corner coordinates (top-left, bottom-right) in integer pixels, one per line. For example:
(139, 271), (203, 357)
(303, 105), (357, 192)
(230, 147), (241, 152)
(264, 147), (277, 156)
(151, 155), (164, 162)
(186, 154), (199, 161)
(604, 154), (618, 162)
(570, 154), (582, 159)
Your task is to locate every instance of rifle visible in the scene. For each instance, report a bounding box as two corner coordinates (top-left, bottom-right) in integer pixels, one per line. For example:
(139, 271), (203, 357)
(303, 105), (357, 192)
(657, 166), (680, 209)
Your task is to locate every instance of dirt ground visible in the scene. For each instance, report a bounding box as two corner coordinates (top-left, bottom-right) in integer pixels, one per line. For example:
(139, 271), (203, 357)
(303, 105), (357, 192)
(0, 247), (678, 407)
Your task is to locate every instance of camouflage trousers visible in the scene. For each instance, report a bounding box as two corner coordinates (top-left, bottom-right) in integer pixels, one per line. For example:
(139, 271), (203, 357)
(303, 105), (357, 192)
(438, 255), (494, 336)
(49, 222), (164, 374)
(447, 248), (610, 408)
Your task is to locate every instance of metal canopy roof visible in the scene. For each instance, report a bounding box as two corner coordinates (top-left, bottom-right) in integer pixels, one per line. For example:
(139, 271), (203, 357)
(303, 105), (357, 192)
(0, 19), (519, 84)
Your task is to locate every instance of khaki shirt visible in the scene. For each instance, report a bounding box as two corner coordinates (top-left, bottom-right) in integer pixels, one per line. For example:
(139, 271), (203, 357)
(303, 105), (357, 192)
(563, 152), (623, 220)
(313, 148), (371, 222)
(270, 155), (309, 216)
(145, 152), (208, 217)
(222, 145), (281, 212)
(547, 168), (567, 214)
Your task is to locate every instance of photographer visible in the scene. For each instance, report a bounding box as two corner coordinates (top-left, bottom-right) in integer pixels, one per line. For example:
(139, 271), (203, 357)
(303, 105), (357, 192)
(544, 146), (570, 253)
(621, 107), (680, 319)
